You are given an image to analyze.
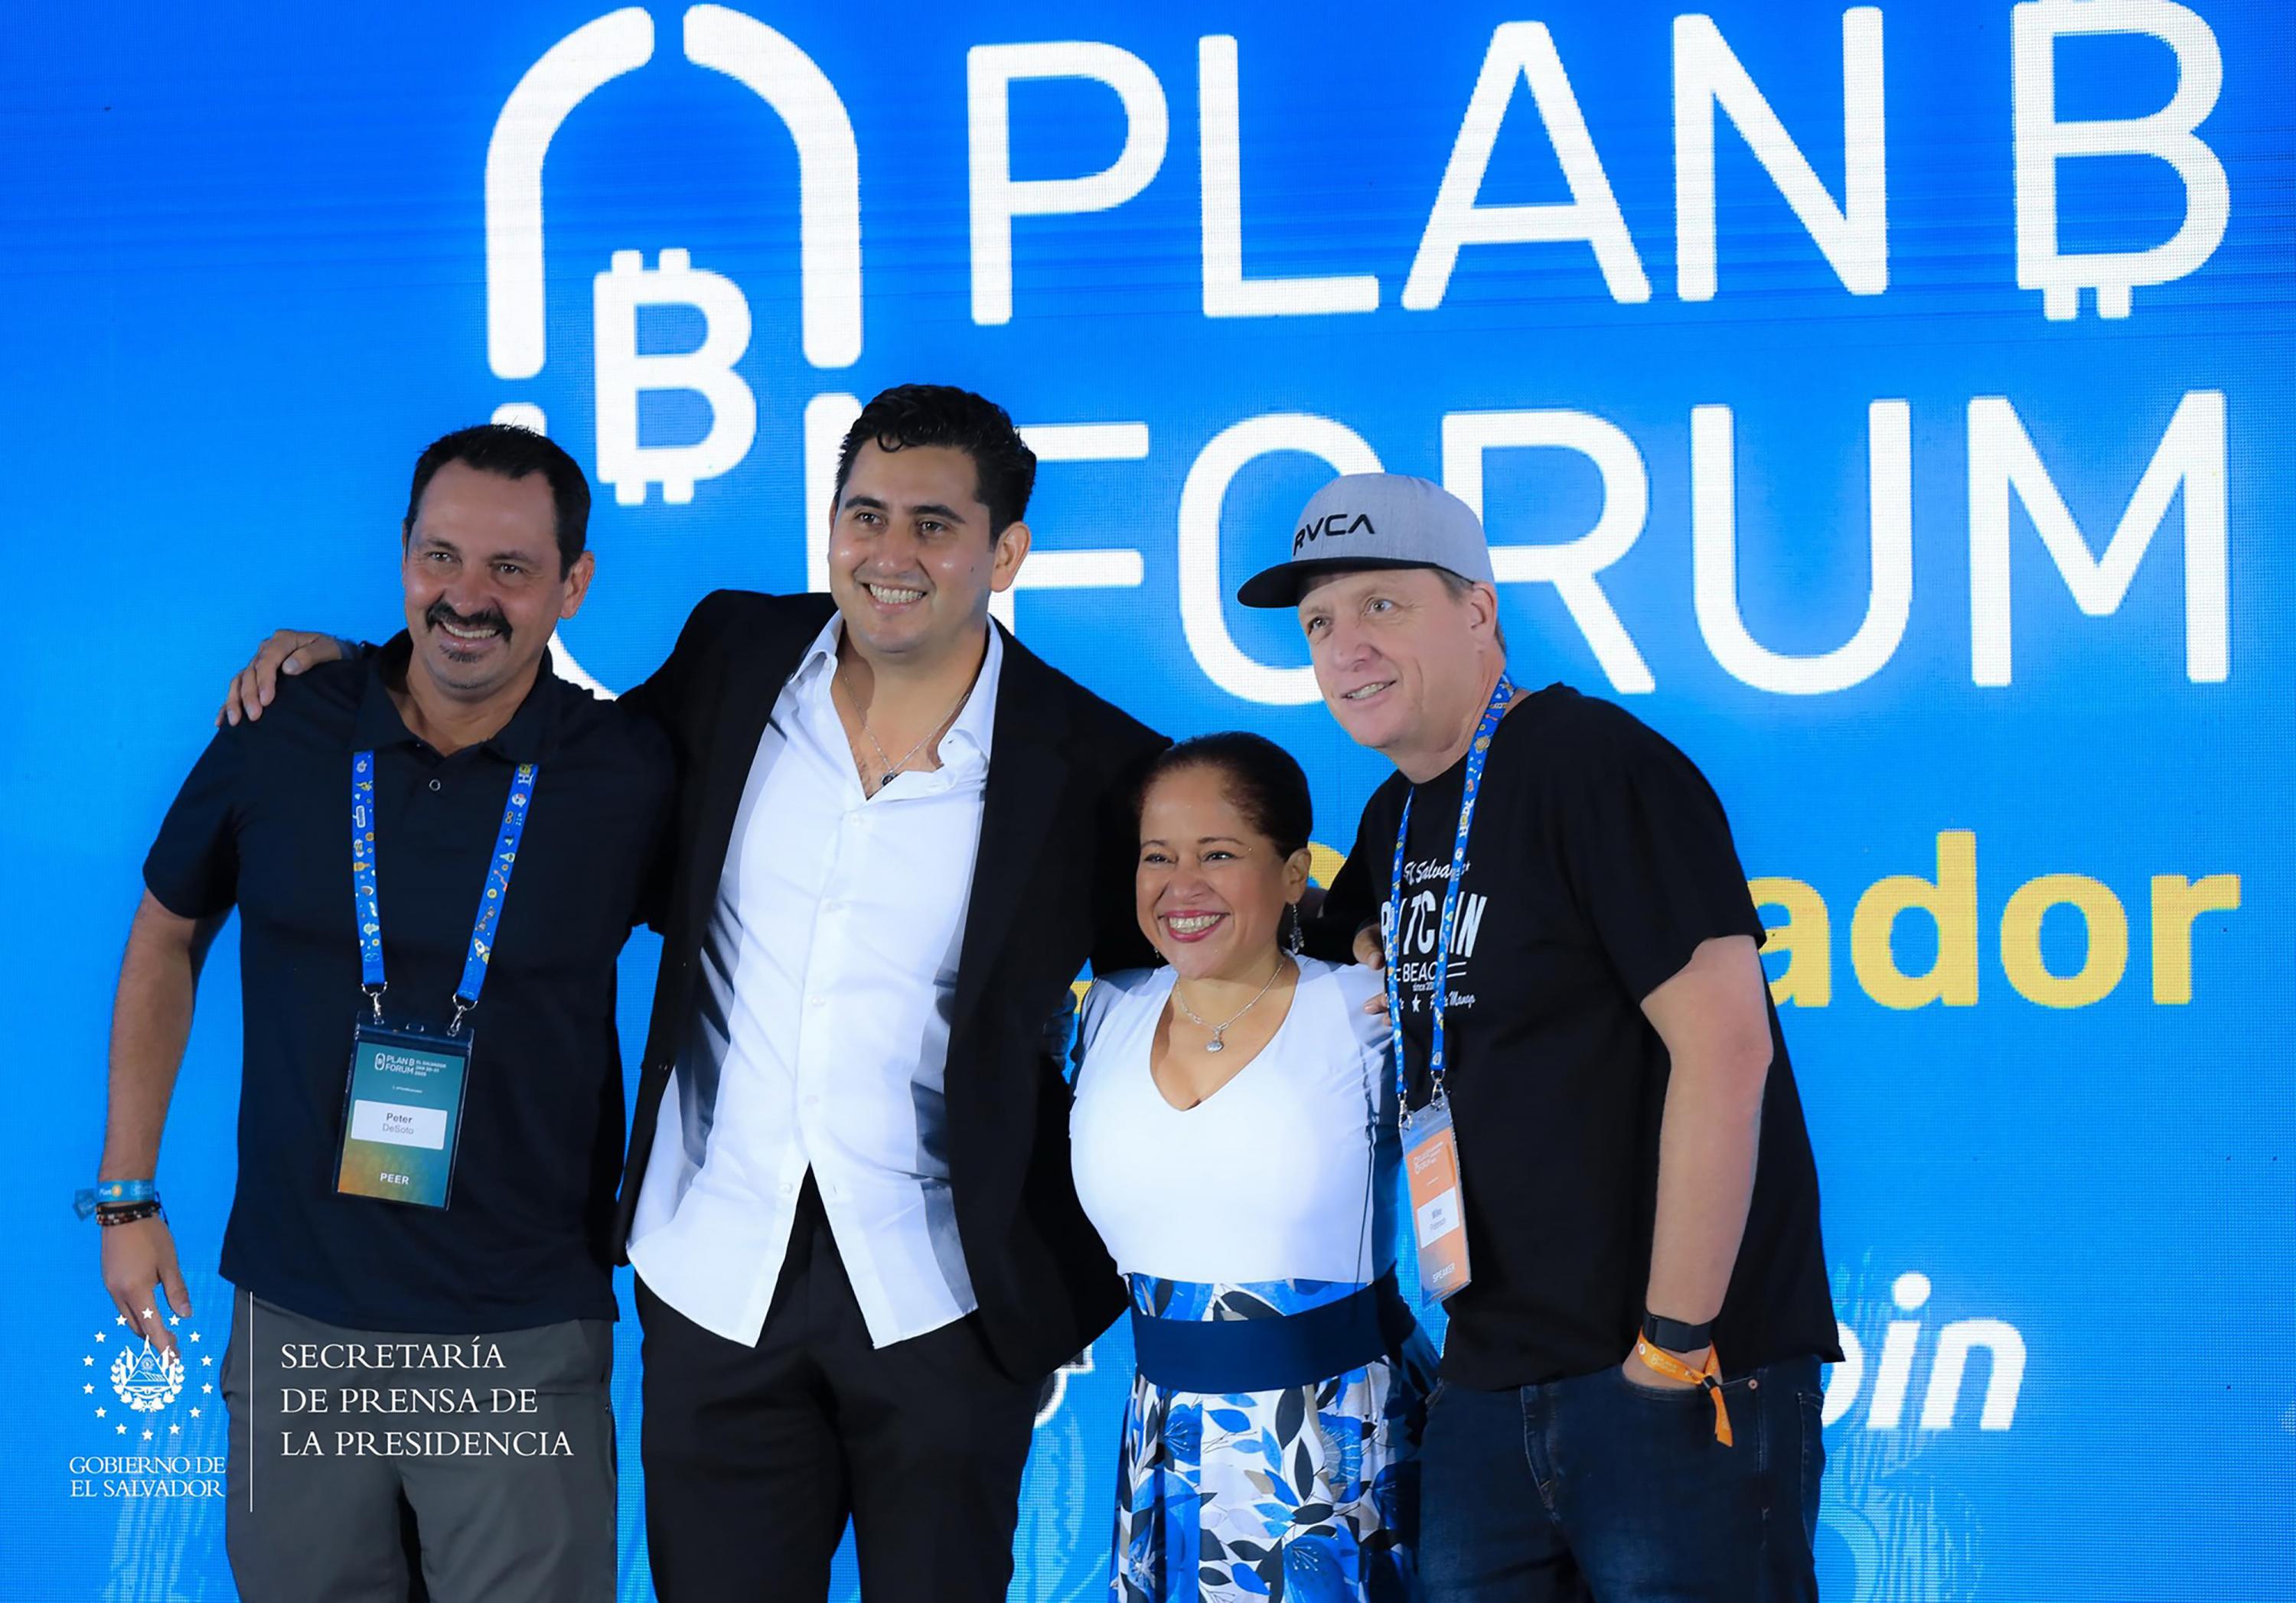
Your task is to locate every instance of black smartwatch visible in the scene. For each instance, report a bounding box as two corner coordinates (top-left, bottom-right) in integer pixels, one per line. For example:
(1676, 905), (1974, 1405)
(1641, 1311), (1715, 1352)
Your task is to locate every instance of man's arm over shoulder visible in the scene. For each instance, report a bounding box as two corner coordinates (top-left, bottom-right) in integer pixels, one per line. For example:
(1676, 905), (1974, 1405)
(220, 630), (370, 725)
(615, 588), (746, 751)
(618, 589), (834, 758)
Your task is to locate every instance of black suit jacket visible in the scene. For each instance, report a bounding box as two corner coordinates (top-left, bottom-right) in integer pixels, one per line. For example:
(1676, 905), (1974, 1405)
(613, 590), (1168, 1381)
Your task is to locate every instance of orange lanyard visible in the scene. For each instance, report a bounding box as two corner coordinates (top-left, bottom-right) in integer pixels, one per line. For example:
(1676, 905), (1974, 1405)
(1632, 1337), (1734, 1447)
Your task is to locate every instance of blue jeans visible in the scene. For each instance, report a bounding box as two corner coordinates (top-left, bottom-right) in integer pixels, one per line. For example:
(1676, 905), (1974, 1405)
(1418, 1357), (1824, 1602)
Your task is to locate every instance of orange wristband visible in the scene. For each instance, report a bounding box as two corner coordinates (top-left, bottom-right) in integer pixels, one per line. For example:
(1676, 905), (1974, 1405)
(1633, 1337), (1733, 1447)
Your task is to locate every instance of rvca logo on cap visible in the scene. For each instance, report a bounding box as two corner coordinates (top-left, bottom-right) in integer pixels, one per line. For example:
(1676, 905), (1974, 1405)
(1293, 510), (1375, 554)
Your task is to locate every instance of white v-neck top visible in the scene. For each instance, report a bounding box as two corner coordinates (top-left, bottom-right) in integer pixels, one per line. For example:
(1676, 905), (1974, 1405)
(1069, 956), (1399, 1287)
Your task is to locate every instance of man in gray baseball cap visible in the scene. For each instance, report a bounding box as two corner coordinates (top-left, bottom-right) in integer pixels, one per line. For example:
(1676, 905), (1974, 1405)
(1235, 472), (1498, 608)
(1241, 474), (1838, 1601)
(1237, 474), (1508, 783)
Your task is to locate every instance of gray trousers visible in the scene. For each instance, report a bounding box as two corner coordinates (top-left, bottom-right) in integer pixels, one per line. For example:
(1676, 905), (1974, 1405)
(221, 1286), (615, 1603)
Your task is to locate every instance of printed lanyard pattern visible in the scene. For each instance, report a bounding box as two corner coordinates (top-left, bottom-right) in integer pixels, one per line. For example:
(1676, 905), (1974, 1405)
(352, 751), (538, 1032)
(1386, 674), (1515, 1127)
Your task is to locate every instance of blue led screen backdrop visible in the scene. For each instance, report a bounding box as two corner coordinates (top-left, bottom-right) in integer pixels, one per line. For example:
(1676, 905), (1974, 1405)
(3, 2), (2291, 1597)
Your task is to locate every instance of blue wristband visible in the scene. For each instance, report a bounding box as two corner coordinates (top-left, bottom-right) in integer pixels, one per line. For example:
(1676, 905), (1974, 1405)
(74, 1178), (158, 1220)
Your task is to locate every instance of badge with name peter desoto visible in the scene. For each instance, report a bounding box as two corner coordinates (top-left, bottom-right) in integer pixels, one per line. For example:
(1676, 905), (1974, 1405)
(337, 1020), (471, 1208)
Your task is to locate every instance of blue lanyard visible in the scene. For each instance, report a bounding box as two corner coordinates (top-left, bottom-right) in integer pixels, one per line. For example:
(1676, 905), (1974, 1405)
(1386, 673), (1515, 1126)
(352, 751), (539, 1034)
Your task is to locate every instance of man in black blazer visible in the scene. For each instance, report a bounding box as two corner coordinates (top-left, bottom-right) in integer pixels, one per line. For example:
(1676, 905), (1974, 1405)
(612, 386), (1165, 1601)
(221, 388), (1167, 1601)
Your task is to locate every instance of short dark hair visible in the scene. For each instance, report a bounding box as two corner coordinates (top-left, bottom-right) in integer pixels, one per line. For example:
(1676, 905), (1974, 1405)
(833, 384), (1037, 536)
(1137, 731), (1313, 862)
(404, 425), (591, 574)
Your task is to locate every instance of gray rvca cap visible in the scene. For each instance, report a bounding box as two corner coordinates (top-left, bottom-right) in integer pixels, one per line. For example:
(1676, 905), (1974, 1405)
(1236, 473), (1496, 608)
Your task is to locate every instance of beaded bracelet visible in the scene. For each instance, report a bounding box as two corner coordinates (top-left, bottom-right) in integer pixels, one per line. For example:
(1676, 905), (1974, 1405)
(95, 1201), (164, 1227)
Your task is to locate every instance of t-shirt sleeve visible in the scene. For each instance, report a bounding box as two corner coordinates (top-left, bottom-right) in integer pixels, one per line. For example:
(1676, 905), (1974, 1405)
(615, 588), (735, 764)
(142, 728), (246, 920)
(1552, 712), (1764, 1004)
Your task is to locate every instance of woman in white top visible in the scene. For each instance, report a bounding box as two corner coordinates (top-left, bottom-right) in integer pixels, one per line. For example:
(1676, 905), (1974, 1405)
(1072, 732), (1435, 1603)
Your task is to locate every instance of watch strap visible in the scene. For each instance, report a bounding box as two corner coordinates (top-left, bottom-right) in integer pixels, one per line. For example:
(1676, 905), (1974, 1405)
(1641, 1311), (1715, 1352)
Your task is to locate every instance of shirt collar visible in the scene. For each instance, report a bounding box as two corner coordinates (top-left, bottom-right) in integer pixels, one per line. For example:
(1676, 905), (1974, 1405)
(353, 632), (562, 764)
(795, 615), (1003, 774)
(943, 624), (1002, 768)
(790, 613), (847, 686)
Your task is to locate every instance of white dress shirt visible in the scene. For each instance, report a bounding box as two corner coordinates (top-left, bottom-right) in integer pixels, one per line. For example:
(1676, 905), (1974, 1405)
(628, 616), (1003, 1347)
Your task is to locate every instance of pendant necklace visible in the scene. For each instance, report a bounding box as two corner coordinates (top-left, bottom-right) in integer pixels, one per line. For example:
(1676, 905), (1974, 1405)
(1172, 955), (1289, 1054)
(836, 670), (973, 795)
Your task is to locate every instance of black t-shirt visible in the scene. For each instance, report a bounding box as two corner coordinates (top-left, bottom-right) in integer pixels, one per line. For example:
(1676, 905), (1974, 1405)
(1319, 684), (1838, 1387)
(143, 638), (673, 1333)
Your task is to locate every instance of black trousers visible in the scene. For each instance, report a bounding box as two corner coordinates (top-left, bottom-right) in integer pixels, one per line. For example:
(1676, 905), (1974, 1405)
(636, 1178), (1042, 1602)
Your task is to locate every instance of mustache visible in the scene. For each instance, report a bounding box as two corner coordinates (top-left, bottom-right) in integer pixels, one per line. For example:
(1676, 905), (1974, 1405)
(425, 598), (511, 640)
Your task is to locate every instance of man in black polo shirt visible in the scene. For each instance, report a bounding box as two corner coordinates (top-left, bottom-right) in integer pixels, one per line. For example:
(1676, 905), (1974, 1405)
(1243, 474), (1838, 1601)
(93, 425), (669, 1603)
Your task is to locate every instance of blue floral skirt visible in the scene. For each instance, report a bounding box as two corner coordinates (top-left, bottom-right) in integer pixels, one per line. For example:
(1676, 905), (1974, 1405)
(1111, 1276), (1437, 1602)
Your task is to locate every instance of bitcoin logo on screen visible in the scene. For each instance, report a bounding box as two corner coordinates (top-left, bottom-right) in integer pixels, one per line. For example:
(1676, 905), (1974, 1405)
(481, 7), (861, 503)
(592, 249), (758, 507)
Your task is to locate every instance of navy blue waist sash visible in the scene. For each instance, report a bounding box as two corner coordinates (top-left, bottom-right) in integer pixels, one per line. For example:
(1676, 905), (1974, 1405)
(1130, 1272), (1417, 1395)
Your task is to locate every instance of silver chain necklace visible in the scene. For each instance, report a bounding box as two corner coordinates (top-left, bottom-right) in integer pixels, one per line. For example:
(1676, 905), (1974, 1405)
(836, 669), (973, 795)
(1171, 955), (1290, 1053)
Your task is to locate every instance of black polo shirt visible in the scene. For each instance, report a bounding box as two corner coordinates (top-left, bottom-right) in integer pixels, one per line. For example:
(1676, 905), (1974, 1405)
(144, 636), (672, 1333)
(1318, 685), (1838, 1388)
